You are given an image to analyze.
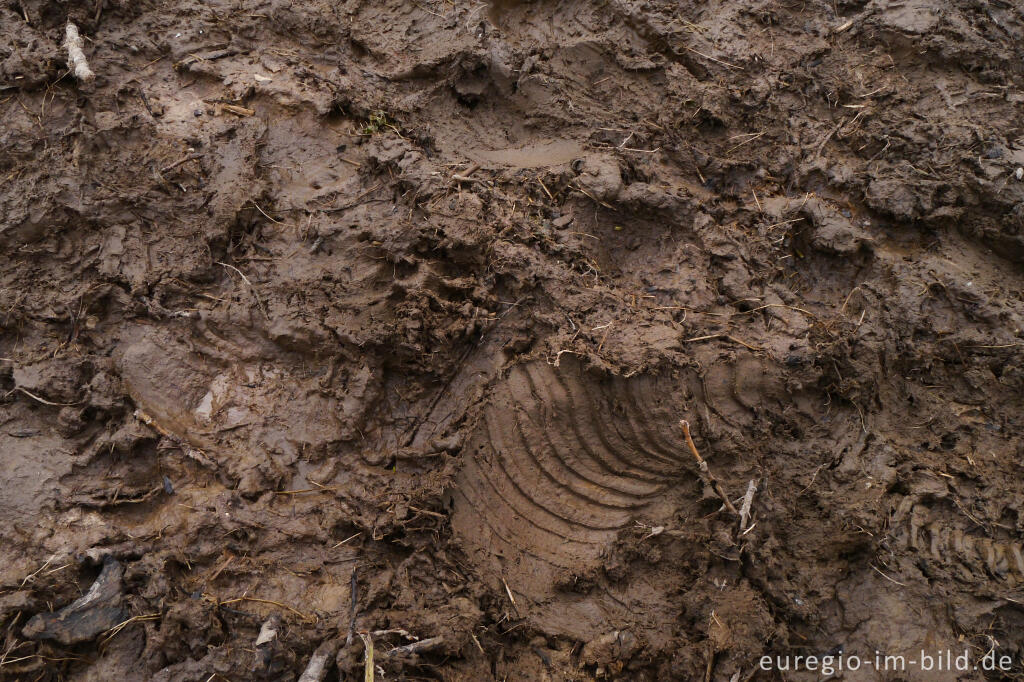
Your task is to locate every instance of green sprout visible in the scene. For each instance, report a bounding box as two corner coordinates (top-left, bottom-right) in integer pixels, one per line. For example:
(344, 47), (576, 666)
(361, 110), (391, 135)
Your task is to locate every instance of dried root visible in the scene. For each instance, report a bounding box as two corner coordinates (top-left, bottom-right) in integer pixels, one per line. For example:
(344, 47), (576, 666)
(64, 22), (95, 82)
(680, 419), (738, 516)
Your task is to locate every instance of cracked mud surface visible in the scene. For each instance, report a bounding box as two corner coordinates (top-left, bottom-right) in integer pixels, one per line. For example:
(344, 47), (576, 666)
(2, 0), (1024, 679)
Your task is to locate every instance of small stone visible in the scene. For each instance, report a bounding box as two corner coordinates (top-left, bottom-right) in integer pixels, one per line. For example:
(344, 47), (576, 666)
(1015, 167), (1023, 181)
(552, 215), (573, 229)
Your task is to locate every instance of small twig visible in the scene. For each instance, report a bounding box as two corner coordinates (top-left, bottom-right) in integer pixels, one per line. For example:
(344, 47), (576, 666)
(738, 479), (757, 532)
(680, 420), (738, 516)
(161, 153), (203, 174)
(452, 163), (480, 183)
(830, 7), (876, 35)
(134, 408), (218, 470)
(138, 88), (156, 117)
(371, 628), (415, 639)
(298, 640), (339, 682)
(221, 103), (255, 117)
(386, 636), (445, 657)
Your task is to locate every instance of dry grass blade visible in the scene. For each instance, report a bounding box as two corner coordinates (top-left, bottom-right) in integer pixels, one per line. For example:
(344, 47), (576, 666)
(249, 200), (283, 224)
(101, 613), (161, 643)
(360, 632), (375, 682)
(217, 596), (316, 623)
(9, 386), (80, 406)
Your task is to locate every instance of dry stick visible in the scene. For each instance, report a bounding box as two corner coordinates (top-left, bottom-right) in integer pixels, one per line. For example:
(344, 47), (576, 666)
(221, 104), (255, 117)
(386, 636), (445, 657)
(161, 153), (203, 174)
(134, 408), (217, 470)
(452, 163), (480, 183)
(679, 420), (737, 516)
(738, 479), (757, 532)
(64, 23), (95, 82)
(297, 640), (339, 682)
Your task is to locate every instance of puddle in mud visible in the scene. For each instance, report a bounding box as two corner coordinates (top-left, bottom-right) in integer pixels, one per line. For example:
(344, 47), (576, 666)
(468, 139), (584, 168)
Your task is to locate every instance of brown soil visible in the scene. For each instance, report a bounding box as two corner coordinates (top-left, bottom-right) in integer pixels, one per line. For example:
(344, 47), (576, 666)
(2, 0), (1024, 679)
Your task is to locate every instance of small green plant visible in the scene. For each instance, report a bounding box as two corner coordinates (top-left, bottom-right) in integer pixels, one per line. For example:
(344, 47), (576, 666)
(361, 110), (391, 135)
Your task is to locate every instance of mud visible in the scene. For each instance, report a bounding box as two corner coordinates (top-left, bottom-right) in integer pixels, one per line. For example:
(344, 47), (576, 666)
(1, 0), (1023, 679)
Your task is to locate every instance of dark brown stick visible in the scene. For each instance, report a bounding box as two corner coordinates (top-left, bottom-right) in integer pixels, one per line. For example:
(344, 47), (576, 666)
(680, 420), (738, 516)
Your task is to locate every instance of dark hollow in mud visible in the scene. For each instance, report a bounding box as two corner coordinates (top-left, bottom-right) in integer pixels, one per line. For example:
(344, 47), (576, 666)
(2, 0), (1024, 680)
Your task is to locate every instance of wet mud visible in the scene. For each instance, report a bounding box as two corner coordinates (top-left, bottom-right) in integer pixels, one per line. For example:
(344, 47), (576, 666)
(1, 0), (1023, 679)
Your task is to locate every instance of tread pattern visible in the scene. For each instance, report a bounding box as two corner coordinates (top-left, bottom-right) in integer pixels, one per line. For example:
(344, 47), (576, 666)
(896, 503), (1024, 585)
(451, 358), (688, 605)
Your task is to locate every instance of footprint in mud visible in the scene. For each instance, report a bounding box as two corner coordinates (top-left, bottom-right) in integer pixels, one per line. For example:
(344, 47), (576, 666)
(448, 357), (693, 639)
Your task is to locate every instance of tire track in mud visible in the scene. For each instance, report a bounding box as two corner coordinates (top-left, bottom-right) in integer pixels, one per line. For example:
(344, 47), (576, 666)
(899, 506), (1024, 584)
(450, 357), (691, 633)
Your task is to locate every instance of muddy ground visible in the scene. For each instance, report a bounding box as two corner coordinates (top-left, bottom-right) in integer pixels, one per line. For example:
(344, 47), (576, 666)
(1, 0), (1023, 679)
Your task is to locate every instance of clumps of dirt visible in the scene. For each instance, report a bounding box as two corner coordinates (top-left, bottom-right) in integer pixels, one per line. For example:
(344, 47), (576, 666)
(2, 0), (1024, 679)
